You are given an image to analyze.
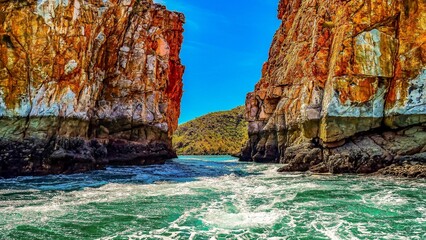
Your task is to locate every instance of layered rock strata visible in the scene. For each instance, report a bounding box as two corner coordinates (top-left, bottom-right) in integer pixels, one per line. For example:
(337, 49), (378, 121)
(0, 0), (184, 177)
(241, 0), (426, 177)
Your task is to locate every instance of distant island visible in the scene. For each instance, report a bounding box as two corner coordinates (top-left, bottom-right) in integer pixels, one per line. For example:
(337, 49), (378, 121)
(173, 106), (248, 155)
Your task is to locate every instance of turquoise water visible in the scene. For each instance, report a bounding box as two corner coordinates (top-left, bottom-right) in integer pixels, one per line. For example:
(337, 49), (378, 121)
(0, 155), (425, 239)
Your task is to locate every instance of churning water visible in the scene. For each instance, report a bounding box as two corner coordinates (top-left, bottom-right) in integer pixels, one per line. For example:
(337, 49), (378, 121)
(0, 156), (425, 239)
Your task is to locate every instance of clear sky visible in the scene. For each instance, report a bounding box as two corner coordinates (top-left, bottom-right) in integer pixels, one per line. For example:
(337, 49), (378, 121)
(154, 0), (280, 124)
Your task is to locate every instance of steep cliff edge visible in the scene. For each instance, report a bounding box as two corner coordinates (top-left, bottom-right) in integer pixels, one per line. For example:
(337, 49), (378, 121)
(0, 0), (184, 177)
(241, 0), (426, 177)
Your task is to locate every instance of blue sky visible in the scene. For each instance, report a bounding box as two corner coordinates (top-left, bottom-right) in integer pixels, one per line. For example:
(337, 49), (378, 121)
(154, 0), (280, 124)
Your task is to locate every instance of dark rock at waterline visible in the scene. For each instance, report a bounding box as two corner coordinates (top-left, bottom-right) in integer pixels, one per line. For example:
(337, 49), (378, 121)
(274, 125), (426, 177)
(377, 163), (426, 178)
(0, 136), (176, 178)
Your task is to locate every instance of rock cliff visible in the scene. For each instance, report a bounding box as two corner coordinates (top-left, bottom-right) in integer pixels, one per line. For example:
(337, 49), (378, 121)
(241, 0), (426, 177)
(0, 0), (184, 177)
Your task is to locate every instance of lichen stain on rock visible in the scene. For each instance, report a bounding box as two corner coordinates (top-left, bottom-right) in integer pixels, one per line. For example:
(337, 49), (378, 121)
(353, 29), (398, 78)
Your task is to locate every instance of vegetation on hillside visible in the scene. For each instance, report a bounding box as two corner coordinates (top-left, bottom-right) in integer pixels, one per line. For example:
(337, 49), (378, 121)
(173, 106), (248, 155)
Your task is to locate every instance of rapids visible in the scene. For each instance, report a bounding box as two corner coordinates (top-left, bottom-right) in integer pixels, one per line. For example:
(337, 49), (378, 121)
(0, 156), (425, 239)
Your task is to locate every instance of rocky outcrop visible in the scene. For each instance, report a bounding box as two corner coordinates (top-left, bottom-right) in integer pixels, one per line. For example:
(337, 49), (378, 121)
(240, 0), (426, 177)
(0, 0), (184, 177)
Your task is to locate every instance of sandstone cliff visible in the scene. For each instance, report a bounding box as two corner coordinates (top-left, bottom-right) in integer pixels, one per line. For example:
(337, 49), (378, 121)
(241, 0), (426, 177)
(0, 0), (184, 177)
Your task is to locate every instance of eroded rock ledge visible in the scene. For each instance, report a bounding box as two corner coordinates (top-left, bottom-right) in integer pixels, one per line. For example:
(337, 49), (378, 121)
(240, 0), (426, 177)
(0, 0), (184, 177)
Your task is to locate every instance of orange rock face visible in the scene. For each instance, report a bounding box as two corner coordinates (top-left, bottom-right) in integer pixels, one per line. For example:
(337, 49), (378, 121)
(241, 0), (426, 176)
(0, 0), (184, 177)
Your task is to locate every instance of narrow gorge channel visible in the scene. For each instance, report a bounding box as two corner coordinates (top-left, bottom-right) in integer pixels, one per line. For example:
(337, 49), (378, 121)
(0, 0), (425, 239)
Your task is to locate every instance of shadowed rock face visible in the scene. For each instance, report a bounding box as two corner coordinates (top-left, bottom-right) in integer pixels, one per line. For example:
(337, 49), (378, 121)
(241, 0), (426, 177)
(0, 0), (184, 177)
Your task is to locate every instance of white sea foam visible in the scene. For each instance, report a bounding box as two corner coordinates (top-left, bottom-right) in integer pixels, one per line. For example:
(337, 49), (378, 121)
(202, 210), (284, 229)
(369, 190), (409, 206)
(311, 214), (346, 240)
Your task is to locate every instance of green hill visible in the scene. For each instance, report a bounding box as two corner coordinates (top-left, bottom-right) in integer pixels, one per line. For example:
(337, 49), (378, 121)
(173, 106), (248, 155)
